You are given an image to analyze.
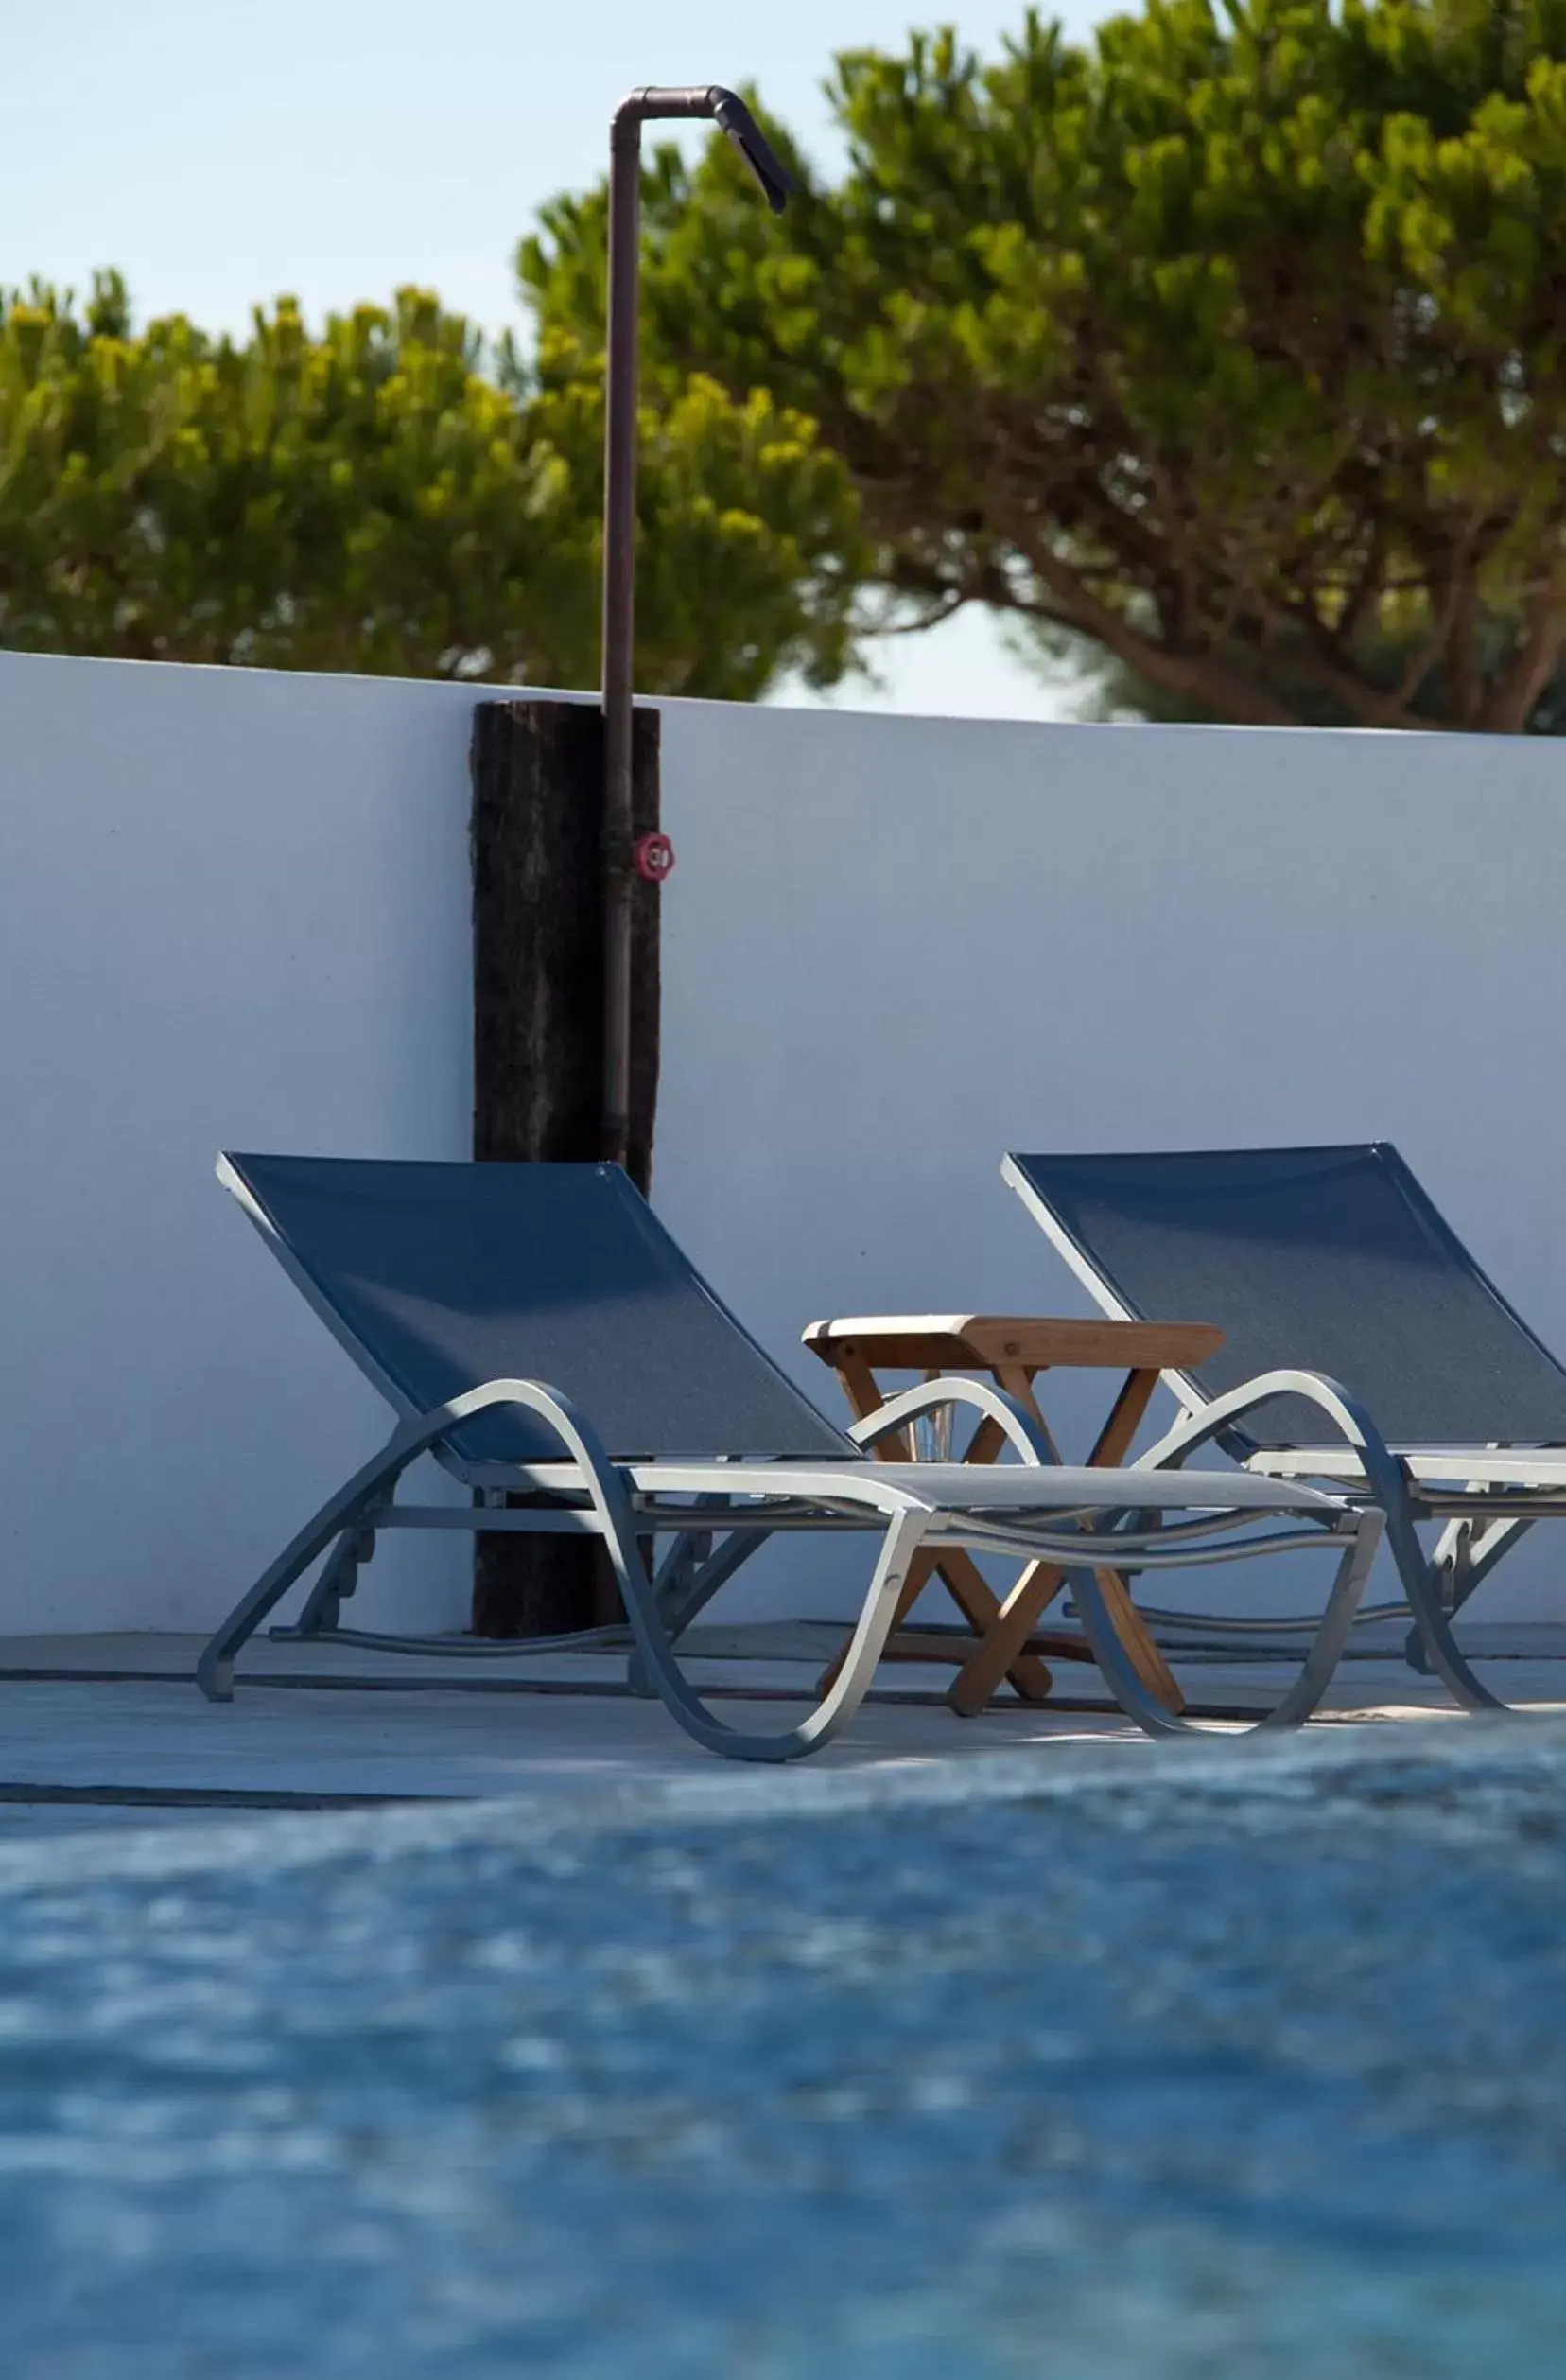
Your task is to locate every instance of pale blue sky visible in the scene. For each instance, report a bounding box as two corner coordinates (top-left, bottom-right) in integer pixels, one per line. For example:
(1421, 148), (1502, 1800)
(7, 0), (1108, 718)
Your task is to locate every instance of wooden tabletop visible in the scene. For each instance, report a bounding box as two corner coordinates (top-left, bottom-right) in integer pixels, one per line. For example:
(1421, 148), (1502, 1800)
(802, 1312), (1224, 1373)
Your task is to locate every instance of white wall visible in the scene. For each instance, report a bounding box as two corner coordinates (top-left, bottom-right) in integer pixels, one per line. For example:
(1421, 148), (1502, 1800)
(2, 647), (1563, 1633)
(0, 654), (480, 1632)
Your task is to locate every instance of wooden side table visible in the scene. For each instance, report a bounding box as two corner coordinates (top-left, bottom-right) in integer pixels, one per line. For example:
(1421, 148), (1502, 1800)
(803, 1313), (1225, 1717)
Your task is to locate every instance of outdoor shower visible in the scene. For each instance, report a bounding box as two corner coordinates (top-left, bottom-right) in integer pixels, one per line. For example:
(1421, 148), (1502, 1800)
(599, 84), (793, 1167)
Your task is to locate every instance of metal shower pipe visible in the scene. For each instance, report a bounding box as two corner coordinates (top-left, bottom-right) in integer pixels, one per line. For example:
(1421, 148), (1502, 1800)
(599, 84), (792, 1167)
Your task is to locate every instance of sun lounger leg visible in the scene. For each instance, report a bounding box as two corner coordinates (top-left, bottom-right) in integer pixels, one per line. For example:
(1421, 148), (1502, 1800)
(197, 1381), (601, 1703)
(1369, 1478), (1505, 1710)
(1068, 1507), (1383, 1738)
(199, 1496), (386, 1701)
(270, 1527), (372, 1642)
(612, 1502), (932, 1761)
(625, 1527), (775, 1693)
(1140, 1368), (1507, 1715)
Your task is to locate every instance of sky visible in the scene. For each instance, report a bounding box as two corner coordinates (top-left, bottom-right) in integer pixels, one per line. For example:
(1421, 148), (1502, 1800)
(6, 0), (1107, 720)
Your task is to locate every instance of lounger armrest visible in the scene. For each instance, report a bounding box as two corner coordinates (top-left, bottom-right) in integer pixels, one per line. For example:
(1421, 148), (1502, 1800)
(1136, 1368), (1402, 1495)
(847, 1377), (1055, 1466)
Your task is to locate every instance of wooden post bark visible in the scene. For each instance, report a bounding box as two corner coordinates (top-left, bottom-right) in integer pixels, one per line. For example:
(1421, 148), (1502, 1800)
(469, 696), (661, 1636)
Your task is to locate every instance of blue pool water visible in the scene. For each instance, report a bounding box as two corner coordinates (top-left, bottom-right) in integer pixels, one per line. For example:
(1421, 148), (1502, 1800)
(3, 1724), (1566, 2376)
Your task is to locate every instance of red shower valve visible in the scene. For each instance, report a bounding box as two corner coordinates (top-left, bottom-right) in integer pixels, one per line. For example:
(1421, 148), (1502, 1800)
(634, 831), (676, 883)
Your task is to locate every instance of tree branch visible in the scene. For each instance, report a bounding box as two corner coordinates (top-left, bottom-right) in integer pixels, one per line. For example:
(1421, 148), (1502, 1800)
(1481, 571), (1566, 732)
(1010, 542), (1304, 726)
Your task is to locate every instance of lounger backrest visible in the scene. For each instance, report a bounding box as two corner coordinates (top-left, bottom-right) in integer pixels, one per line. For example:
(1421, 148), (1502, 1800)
(219, 1155), (855, 1467)
(1004, 1144), (1566, 1448)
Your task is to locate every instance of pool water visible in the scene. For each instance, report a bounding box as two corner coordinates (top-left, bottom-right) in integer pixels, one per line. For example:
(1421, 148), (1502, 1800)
(3, 1724), (1566, 2376)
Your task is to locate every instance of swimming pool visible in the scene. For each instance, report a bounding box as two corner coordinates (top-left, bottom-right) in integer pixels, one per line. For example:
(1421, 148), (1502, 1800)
(2, 1723), (1564, 2376)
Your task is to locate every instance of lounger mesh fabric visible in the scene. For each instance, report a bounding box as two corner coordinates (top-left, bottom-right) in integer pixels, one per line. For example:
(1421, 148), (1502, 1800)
(1006, 1145), (1566, 1448)
(222, 1155), (854, 1466)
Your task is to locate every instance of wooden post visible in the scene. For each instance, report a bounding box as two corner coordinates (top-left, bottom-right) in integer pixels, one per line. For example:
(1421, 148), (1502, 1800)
(469, 696), (661, 1636)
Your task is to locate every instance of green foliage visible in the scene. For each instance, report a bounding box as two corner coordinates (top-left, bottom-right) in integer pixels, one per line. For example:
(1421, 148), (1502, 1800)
(523, 1), (1566, 729)
(0, 271), (861, 697)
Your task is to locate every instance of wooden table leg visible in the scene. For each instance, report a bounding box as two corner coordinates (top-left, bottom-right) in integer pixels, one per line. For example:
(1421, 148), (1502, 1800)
(924, 1549), (1053, 1702)
(948, 1555), (1069, 1717)
(948, 1367), (1185, 1718)
(815, 1543), (1054, 1704)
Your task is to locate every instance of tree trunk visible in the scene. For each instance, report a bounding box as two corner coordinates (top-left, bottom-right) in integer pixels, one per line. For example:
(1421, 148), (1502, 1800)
(469, 696), (661, 1636)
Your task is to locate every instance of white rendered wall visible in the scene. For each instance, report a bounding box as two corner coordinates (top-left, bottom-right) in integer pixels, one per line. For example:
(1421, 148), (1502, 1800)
(0, 653), (481, 1633)
(1, 647), (1563, 1634)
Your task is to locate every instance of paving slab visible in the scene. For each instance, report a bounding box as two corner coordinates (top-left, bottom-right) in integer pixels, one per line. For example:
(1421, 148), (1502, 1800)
(0, 1632), (1559, 1839)
(0, 1676), (1150, 1808)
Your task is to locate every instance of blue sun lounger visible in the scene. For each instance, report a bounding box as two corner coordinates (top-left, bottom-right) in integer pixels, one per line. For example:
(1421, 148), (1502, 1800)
(1004, 1142), (1566, 1713)
(197, 1154), (1383, 1757)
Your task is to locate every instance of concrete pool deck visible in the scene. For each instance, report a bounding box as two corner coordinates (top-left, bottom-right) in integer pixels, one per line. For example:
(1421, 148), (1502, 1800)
(0, 1623), (1562, 1834)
